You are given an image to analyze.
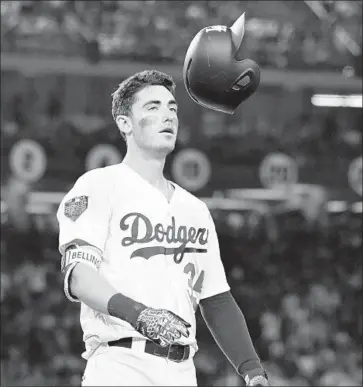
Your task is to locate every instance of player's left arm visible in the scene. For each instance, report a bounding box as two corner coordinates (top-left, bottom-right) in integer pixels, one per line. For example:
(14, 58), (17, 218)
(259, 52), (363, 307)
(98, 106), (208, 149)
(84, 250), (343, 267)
(199, 209), (268, 387)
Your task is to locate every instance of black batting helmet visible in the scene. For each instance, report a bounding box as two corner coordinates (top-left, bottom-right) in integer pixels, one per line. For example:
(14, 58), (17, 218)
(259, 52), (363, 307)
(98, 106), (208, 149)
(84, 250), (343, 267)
(183, 13), (260, 115)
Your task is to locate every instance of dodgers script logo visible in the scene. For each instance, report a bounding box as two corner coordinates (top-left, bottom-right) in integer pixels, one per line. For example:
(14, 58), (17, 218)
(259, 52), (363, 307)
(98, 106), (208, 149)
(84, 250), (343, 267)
(120, 212), (208, 263)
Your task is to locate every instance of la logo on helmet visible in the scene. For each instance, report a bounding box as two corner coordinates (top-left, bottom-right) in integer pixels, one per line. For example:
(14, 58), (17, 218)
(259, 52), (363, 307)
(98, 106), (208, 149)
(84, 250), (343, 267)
(205, 25), (227, 33)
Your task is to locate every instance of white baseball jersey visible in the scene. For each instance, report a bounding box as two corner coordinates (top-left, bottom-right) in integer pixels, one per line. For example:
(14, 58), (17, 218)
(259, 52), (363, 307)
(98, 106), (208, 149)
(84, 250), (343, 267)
(57, 163), (230, 360)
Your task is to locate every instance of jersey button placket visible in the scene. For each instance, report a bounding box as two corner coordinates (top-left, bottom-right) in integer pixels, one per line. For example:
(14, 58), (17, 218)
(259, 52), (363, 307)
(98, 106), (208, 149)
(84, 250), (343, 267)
(164, 208), (186, 323)
(156, 205), (174, 313)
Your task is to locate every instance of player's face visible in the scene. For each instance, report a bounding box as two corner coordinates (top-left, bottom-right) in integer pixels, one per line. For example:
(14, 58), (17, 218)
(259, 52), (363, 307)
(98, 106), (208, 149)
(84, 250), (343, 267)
(129, 85), (179, 157)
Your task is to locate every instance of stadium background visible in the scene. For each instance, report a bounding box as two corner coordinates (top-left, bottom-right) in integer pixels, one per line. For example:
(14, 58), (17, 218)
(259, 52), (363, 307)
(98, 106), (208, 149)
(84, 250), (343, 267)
(0, 1), (362, 386)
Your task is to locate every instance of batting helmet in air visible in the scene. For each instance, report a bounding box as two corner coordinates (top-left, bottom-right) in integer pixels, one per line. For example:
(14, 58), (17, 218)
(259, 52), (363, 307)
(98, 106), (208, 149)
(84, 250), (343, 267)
(183, 13), (260, 114)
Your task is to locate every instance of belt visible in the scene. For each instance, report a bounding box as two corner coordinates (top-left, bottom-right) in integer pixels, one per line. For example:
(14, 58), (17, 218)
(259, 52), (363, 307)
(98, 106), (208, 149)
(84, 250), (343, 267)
(108, 337), (190, 363)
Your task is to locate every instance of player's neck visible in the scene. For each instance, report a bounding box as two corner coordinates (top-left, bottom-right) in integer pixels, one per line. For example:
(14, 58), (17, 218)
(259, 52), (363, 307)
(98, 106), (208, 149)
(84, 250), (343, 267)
(122, 152), (166, 189)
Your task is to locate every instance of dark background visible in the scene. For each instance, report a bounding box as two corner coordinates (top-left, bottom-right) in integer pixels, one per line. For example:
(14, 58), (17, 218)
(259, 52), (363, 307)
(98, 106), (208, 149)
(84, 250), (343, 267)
(1, 1), (362, 386)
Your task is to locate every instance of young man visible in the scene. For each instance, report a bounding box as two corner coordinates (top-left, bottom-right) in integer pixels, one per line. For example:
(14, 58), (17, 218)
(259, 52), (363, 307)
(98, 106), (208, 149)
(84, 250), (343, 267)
(57, 70), (268, 386)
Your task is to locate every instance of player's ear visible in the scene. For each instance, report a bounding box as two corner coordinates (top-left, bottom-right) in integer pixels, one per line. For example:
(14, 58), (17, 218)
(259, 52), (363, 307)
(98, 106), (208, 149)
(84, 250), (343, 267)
(116, 115), (132, 137)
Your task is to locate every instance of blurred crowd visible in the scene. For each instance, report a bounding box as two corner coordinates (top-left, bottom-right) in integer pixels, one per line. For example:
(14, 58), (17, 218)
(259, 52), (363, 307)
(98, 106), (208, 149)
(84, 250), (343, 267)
(1, 176), (361, 386)
(1, 0), (362, 73)
(1, 2), (362, 386)
(1, 66), (361, 194)
(196, 203), (362, 386)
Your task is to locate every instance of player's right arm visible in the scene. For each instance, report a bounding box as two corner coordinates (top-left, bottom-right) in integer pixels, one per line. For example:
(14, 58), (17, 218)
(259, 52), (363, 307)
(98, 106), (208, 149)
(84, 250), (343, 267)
(57, 172), (116, 308)
(65, 244), (143, 320)
(57, 171), (190, 347)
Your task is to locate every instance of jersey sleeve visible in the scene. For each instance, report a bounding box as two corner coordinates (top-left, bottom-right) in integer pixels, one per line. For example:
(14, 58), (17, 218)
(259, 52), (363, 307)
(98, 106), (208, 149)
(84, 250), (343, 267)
(57, 171), (111, 256)
(200, 209), (230, 300)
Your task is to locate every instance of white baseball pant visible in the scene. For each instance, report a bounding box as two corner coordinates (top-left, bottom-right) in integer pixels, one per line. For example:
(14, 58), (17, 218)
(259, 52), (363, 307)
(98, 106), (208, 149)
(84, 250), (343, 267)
(81, 339), (197, 386)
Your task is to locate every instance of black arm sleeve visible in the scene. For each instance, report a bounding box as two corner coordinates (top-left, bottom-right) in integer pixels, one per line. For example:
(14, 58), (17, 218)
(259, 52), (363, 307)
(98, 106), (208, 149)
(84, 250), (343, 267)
(199, 290), (263, 376)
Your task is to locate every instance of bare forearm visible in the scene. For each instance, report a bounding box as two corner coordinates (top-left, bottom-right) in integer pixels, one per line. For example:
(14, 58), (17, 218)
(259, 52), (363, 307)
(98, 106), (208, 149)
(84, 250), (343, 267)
(70, 263), (146, 325)
(70, 263), (118, 314)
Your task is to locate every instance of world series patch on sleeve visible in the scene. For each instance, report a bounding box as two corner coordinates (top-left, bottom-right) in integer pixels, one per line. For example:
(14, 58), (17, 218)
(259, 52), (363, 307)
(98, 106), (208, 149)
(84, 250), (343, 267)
(64, 195), (89, 221)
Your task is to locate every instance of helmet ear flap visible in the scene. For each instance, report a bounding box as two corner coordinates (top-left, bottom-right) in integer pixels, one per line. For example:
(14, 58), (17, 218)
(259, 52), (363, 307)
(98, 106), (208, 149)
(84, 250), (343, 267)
(230, 12), (245, 52)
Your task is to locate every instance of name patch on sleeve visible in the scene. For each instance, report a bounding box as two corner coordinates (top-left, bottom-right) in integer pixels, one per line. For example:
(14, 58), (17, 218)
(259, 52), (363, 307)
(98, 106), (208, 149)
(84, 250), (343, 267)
(64, 195), (88, 221)
(62, 245), (102, 272)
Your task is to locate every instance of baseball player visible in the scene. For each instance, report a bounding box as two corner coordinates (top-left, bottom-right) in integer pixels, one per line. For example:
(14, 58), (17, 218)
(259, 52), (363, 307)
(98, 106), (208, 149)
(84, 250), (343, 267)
(57, 70), (268, 386)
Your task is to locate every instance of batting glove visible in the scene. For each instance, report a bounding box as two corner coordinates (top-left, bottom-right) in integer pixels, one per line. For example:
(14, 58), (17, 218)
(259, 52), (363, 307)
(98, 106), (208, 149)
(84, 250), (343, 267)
(244, 369), (269, 386)
(135, 308), (191, 347)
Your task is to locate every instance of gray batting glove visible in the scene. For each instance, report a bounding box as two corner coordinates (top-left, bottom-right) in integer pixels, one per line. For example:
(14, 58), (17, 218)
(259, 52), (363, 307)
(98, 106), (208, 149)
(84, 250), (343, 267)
(244, 369), (269, 386)
(135, 308), (191, 347)
(245, 375), (269, 386)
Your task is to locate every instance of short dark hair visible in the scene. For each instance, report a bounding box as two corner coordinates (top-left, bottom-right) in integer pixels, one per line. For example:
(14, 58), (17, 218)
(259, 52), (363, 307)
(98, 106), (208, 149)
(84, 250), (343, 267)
(111, 70), (176, 140)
